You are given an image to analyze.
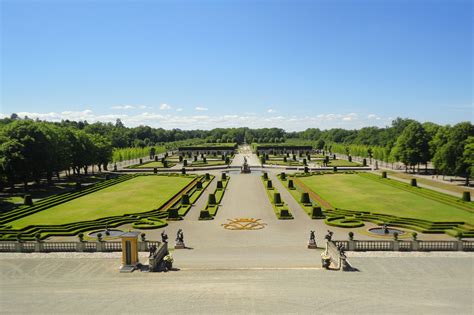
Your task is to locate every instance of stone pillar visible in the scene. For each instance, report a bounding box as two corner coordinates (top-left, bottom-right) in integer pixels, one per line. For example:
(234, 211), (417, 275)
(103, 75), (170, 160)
(76, 242), (85, 252)
(96, 241), (104, 252)
(348, 240), (355, 251)
(15, 242), (23, 253)
(393, 241), (399, 251)
(34, 242), (43, 252)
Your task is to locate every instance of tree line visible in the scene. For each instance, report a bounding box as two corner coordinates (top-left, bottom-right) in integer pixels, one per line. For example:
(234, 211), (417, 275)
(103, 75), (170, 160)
(0, 114), (472, 188)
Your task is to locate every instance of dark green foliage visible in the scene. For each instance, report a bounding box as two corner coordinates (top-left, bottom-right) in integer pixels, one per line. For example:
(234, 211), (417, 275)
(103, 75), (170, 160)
(181, 194), (190, 205)
(273, 192), (282, 204)
(462, 191), (471, 202)
(300, 192), (310, 204)
(348, 231), (354, 240)
(24, 195), (33, 206)
(266, 180), (273, 189)
(208, 193), (217, 205)
(311, 206), (324, 219)
(288, 179), (294, 189)
(411, 178), (417, 187)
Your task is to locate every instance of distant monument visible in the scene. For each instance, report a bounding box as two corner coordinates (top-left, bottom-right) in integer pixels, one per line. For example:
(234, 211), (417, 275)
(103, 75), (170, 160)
(241, 156), (251, 173)
(308, 230), (317, 249)
(175, 229), (185, 249)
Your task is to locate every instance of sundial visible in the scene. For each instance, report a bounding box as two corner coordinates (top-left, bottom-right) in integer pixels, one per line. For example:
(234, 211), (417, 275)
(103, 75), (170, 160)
(221, 218), (267, 230)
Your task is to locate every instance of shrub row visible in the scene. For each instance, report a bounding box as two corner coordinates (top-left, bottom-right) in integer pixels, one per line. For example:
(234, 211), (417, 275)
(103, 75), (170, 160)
(261, 173), (293, 219)
(199, 174), (230, 220)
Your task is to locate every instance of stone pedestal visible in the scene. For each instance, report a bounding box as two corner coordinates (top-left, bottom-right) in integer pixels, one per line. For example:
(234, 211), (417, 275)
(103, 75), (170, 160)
(307, 240), (317, 249)
(175, 241), (185, 249)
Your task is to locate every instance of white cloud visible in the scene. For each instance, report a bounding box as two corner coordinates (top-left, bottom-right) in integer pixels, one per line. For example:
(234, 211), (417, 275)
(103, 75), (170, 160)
(160, 103), (172, 110)
(195, 106), (208, 111)
(1, 110), (388, 131)
(111, 105), (135, 110)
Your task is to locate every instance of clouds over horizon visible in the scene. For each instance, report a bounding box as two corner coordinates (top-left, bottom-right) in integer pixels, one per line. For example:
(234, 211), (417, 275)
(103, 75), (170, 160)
(1, 109), (391, 131)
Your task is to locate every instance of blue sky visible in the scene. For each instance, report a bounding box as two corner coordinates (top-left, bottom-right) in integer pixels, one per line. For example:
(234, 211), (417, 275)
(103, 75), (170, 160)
(1, 0), (472, 130)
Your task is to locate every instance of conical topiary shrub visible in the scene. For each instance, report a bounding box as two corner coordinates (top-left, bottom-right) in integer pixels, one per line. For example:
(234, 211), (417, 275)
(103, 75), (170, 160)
(273, 192), (282, 204)
(300, 192), (310, 204)
(266, 180), (273, 189)
(208, 193), (217, 205)
(288, 179), (294, 189)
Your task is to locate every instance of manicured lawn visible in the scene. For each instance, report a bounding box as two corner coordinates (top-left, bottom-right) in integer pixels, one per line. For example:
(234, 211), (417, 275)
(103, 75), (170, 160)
(10, 175), (193, 228)
(191, 160), (227, 167)
(325, 160), (362, 167)
(131, 161), (176, 168)
(298, 173), (473, 224)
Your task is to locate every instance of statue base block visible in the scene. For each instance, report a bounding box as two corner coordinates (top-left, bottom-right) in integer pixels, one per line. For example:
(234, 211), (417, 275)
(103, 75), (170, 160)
(175, 242), (185, 249)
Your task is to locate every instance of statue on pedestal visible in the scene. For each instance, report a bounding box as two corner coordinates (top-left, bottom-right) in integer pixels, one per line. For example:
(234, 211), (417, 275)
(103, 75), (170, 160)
(308, 230), (317, 249)
(161, 230), (168, 243)
(175, 229), (185, 249)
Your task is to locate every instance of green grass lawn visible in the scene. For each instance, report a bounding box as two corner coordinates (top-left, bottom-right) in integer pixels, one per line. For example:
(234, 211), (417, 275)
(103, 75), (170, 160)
(9, 175), (193, 228)
(298, 173), (473, 224)
(190, 160), (227, 167)
(131, 161), (176, 168)
(324, 160), (362, 167)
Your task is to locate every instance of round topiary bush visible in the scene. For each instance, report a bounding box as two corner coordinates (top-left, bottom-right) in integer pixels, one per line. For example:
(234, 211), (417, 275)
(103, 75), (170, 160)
(382, 171), (387, 178)
(216, 181), (223, 189)
(208, 193), (217, 205)
(288, 179), (294, 189)
(462, 191), (471, 202)
(410, 178), (417, 187)
(24, 195), (33, 206)
(300, 192), (310, 204)
(273, 192), (282, 204)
